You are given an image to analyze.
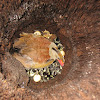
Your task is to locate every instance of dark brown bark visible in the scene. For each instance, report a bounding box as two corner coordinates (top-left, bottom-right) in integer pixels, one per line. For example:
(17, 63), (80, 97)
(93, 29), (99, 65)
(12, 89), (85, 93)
(0, 0), (100, 99)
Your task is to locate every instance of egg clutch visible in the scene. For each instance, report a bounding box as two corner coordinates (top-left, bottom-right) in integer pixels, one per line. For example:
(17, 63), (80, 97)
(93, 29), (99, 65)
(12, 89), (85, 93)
(12, 30), (65, 82)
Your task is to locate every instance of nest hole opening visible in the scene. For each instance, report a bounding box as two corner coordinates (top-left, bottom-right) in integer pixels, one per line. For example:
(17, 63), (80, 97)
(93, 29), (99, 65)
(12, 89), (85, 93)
(5, 3), (73, 91)
(10, 21), (72, 91)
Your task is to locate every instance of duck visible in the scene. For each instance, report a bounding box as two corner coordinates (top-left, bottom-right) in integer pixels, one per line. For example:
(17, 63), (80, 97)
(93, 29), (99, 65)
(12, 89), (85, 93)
(12, 30), (65, 69)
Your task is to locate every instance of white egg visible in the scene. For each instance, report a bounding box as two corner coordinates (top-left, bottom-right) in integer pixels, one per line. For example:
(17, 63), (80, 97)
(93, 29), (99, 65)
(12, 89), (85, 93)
(33, 74), (41, 82)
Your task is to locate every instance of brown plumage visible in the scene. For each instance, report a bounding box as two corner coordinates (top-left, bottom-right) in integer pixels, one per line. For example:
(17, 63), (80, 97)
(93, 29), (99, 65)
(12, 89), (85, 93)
(12, 31), (64, 69)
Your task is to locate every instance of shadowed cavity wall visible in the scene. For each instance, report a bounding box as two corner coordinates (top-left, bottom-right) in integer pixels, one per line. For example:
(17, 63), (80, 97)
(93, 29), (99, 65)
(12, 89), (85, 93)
(0, 0), (100, 99)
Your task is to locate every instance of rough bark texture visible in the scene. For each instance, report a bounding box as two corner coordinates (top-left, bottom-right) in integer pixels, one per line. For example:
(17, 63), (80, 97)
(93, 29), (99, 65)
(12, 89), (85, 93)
(0, 0), (100, 100)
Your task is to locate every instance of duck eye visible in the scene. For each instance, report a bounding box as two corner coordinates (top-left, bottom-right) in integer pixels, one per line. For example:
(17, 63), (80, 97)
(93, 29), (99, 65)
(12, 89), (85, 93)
(52, 47), (58, 53)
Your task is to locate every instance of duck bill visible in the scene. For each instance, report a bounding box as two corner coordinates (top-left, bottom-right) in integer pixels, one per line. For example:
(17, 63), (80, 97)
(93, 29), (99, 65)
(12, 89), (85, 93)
(57, 59), (64, 66)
